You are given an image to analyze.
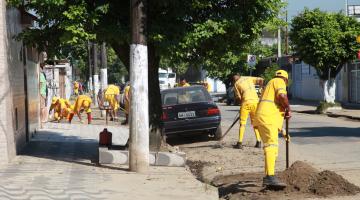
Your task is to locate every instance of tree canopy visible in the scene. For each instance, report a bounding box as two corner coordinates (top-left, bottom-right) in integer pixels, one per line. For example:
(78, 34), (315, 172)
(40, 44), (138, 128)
(290, 8), (360, 80)
(8, 0), (284, 133)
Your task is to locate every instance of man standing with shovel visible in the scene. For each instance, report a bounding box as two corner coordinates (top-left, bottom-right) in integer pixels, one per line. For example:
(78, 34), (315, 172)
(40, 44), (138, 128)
(254, 70), (291, 189)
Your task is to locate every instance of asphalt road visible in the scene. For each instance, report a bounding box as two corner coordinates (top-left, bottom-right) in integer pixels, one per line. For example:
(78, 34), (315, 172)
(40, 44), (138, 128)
(221, 103), (360, 185)
(172, 103), (360, 188)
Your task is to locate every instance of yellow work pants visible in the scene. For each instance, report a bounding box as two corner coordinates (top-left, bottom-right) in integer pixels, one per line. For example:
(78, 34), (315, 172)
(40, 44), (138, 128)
(257, 124), (279, 176)
(105, 94), (119, 111)
(54, 111), (61, 121)
(238, 103), (261, 143)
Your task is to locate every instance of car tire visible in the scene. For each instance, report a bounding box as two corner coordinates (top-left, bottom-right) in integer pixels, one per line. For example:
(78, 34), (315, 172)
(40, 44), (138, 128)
(213, 126), (223, 140)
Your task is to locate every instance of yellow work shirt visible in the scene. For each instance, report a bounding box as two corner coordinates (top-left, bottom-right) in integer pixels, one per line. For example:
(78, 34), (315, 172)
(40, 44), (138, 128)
(124, 85), (131, 114)
(59, 98), (71, 109)
(105, 84), (120, 95)
(73, 95), (92, 113)
(254, 77), (287, 129)
(179, 83), (190, 87)
(105, 84), (120, 110)
(234, 76), (262, 104)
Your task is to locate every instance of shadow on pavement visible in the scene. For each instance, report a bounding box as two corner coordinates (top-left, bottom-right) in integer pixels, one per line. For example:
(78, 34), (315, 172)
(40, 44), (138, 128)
(20, 130), (129, 171)
(167, 133), (213, 146)
(291, 126), (360, 138)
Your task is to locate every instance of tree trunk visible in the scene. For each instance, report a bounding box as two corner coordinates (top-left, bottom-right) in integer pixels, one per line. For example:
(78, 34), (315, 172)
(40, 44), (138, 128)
(321, 78), (336, 104)
(148, 45), (162, 151)
(110, 42), (163, 151)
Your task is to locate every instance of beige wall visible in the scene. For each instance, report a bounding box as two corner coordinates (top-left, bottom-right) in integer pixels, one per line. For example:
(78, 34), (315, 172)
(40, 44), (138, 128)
(0, 2), (40, 163)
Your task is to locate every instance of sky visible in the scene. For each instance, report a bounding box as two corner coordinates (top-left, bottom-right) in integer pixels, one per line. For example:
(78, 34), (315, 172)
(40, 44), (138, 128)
(287, 0), (360, 20)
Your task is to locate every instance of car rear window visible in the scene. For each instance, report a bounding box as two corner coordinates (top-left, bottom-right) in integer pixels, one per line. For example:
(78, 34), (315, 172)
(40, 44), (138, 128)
(162, 87), (211, 105)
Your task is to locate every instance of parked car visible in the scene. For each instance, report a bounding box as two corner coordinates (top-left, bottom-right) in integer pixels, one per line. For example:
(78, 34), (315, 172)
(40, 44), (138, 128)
(161, 86), (222, 139)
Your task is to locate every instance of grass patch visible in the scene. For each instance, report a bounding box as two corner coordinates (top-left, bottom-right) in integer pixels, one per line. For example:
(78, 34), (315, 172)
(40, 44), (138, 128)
(316, 101), (341, 114)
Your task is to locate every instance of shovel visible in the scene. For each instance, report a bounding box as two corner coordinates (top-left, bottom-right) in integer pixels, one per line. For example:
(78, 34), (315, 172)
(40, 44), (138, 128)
(285, 117), (289, 169)
(213, 113), (240, 148)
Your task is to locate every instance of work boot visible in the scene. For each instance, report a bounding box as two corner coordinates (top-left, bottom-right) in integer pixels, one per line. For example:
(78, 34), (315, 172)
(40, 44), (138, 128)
(263, 175), (287, 190)
(234, 142), (243, 149)
(255, 141), (261, 148)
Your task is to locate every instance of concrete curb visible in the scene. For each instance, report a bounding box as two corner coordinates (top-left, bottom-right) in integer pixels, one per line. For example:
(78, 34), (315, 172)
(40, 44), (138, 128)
(293, 110), (360, 121)
(99, 147), (186, 167)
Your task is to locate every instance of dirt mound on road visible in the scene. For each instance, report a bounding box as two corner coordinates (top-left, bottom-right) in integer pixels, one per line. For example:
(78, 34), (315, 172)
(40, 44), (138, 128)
(279, 161), (319, 192)
(310, 170), (360, 196)
(279, 161), (360, 196)
(207, 161), (360, 200)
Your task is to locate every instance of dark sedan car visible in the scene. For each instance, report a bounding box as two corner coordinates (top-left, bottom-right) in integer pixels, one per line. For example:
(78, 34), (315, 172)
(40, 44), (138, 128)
(161, 86), (222, 139)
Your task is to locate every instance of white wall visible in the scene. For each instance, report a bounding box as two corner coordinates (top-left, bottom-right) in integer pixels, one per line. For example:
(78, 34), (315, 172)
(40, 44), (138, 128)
(291, 61), (347, 102)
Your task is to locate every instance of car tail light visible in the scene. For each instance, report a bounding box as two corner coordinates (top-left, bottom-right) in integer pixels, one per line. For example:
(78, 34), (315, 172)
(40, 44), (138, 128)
(161, 111), (168, 120)
(207, 108), (220, 116)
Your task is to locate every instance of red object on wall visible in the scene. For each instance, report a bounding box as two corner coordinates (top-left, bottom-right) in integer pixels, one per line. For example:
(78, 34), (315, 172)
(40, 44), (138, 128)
(99, 128), (112, 147)
(357, 50), (360, 60)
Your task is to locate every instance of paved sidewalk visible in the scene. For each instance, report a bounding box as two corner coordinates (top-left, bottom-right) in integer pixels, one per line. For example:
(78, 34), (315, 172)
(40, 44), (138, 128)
(291, 99), (360, 120)
(0, 123), (218, 200)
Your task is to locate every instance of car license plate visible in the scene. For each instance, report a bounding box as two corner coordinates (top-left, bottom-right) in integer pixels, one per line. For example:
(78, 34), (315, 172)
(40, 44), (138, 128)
(178, 111), (196, 118)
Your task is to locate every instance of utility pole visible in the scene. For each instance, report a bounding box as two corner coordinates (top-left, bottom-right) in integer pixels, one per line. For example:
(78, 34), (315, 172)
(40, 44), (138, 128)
(93, 42), (99, 106)
(100, 42), (108, 92)
(277, 28), (282, 58)
(87, 41), (93, 93)
(129, 0), (149, 173)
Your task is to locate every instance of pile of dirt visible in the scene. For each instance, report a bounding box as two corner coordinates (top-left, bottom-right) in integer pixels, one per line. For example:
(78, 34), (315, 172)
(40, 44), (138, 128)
(207, 161), (360, 200)
(279, 161), (319, 192)
(310, 170), (360, 196)
(279, 161), (360, 197)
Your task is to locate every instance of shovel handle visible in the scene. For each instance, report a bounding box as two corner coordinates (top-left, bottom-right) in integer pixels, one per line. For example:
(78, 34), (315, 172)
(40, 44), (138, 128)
(286, 118), (289, 169)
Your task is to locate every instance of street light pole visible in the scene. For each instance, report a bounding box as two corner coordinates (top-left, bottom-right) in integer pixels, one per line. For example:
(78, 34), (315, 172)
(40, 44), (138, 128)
(129, 0), (149, 173)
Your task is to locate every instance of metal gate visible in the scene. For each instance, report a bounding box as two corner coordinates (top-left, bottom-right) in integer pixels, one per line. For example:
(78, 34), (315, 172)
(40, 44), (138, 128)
(349, 62), (360, 103)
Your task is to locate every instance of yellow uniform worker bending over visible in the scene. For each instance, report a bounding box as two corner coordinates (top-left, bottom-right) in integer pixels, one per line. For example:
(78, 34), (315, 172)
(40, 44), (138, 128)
(73, 81), (79, 95)
(254, 70), (291, 189)
(49, 97), (72, 122)
(233, 75), (264, 149)
(68, 95), (92, 124)
(122, 85), (131, 125)
(104, 84), (120, 120)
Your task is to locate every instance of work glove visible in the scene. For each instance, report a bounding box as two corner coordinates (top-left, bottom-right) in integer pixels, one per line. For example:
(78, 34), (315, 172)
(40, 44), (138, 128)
(281, 128), (290, 142)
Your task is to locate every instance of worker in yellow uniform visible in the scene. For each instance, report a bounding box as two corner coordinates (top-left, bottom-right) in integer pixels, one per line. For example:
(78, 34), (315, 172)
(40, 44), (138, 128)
(73, 81), (79, 96)
(254, 70), (291, 189)
(104, 84), (120, 121)
(204, 81), (212, 92)
(68, 95), (93, 124)
(49, 97), (72, 122)
(122, 84), (130, 125)
(233, 74), (264, 149)
(178, 77), (190, 87)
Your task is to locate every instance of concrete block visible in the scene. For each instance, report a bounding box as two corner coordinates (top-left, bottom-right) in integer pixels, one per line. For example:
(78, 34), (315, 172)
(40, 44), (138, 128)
(155, 152), (186, 167)
(98, 147), (186, 167)
(99, 147), (128, 164)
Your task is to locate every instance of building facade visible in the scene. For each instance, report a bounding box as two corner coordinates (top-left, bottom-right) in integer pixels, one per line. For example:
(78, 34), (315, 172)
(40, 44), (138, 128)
(0, 2), (40, 163)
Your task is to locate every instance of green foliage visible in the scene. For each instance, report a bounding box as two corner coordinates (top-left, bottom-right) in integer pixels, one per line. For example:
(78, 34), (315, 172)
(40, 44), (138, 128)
(290, 9), (360, 80)
(260, 63), (280, 83)
(7, 0), (285, 128)
(107, 47), (128, 84)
